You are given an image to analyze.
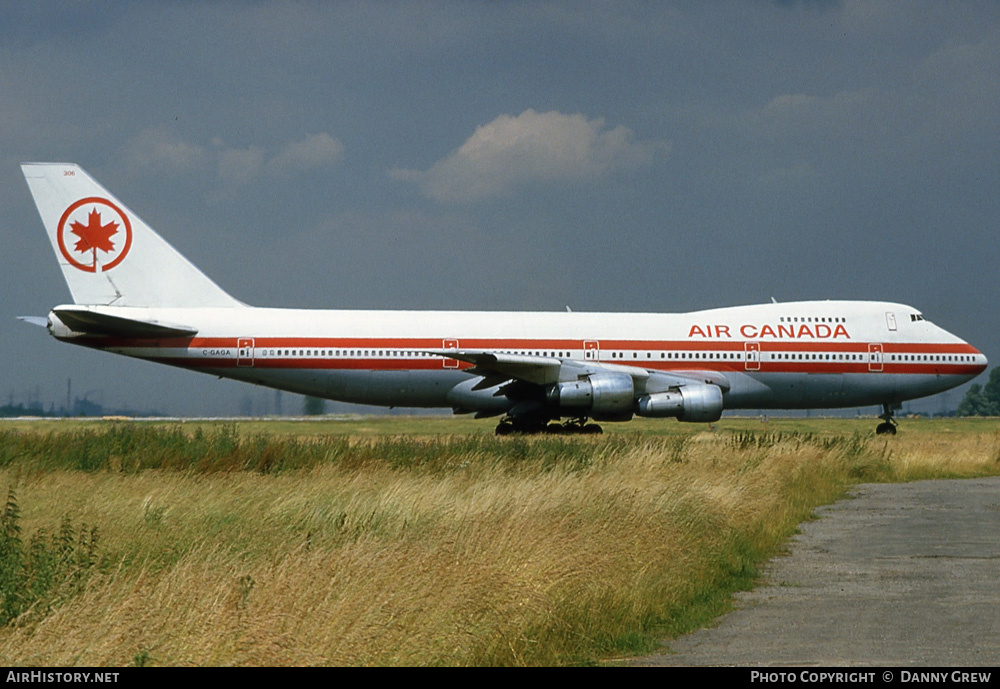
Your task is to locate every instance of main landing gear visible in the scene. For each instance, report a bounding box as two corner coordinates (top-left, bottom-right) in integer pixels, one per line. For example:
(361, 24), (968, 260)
(495, 416), (603, 435)
(875, 403), (898, 436)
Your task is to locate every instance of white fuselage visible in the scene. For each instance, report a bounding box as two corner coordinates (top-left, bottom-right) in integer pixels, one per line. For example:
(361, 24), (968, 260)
(53, 299), (987, 416)
(24, 164), (987, 427)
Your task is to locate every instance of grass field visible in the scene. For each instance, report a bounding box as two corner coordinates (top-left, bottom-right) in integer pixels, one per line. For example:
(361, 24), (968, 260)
(0, 415), (997, 666)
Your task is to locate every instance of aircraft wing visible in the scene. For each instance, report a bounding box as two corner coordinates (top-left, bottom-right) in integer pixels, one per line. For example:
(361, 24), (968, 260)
(424, 349), (730, 392)
(429, 350), (563, 385)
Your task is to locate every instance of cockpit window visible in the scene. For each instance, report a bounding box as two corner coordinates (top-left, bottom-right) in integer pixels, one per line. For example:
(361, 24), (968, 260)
(910, 314), (925, 322)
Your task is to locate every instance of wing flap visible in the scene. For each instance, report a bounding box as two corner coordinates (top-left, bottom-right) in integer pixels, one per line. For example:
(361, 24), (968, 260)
(471, 373), (512, 391)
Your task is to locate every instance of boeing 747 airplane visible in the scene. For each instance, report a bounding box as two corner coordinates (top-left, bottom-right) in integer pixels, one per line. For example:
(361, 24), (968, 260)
(20, 163), (987, 434)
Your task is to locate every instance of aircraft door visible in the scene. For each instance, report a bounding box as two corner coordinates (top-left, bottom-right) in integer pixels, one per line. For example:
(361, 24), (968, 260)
(237, 338), (254, 367)
(584, 340), (599, 361)
(744, 342), (760, 371)
(443, 338), (459, 368)
(868, 343), (884, 372)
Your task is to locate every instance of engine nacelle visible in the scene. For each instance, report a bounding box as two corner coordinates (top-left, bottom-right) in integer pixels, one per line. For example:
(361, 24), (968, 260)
(636, 384), (723, 423)
(546, 373), (634, 415)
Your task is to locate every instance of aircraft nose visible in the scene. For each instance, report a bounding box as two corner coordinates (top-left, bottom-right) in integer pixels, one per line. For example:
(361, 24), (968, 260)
(969, 346), (988, 375)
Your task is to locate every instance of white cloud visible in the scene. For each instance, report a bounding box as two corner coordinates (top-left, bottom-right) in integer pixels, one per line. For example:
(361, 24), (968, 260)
(217, 145), (266, 189)
(122, 131), (345, 193)
(122, 128), (207, 173)
(268, 133), (346, 175)
(391, 109), (664, 203)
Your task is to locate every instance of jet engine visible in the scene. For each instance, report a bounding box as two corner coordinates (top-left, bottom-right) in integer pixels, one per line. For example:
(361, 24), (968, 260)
(546, 373), (634, 417)
(635, 384), (723, 422)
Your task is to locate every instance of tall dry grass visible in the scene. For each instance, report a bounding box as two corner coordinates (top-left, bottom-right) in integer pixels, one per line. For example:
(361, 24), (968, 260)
(0, 422), (997, 665)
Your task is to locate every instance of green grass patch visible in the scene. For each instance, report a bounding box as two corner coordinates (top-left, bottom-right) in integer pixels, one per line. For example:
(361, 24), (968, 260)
(0, 417), (997, 665)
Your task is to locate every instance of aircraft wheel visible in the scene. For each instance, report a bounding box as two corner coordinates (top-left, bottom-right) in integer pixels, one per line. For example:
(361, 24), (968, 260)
(875, 422), (897, 436)
(495, 422), (514, 436)
(545, 424), (565, 434)
(507, 419), (547, 435)
(582, 424), (603, 435)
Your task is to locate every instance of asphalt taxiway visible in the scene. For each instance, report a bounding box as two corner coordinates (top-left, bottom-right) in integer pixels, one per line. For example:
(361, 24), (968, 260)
(635, 477), (1000, 666)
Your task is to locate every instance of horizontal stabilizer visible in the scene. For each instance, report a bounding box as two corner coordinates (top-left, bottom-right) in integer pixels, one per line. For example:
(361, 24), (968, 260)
(52, 307), (197, 338)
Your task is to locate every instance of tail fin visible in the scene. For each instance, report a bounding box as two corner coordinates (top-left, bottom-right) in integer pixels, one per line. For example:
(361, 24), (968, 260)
(21, 163), (240, 308)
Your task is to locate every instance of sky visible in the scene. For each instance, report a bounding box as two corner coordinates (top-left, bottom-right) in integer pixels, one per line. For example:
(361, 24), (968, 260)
(2, 1), (997, 417)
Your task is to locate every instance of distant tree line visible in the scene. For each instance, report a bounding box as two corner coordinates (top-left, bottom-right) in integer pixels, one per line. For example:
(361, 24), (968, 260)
(0, 403), (58, 419)
(0, 401), (162, 419)
(957, 367), (1000, 417)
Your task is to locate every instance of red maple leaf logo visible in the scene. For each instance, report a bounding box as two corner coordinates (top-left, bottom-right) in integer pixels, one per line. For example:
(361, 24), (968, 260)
(69, 208), (119, 260)
(56, 198), (133, 273)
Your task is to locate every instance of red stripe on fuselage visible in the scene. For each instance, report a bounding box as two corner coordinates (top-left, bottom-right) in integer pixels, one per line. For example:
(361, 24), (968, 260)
(88, 336), (984, 353)
(81, 335), (985, 377)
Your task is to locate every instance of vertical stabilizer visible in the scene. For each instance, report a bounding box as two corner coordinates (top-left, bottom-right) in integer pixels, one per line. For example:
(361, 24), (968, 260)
(22, 162), (241, 308)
